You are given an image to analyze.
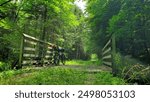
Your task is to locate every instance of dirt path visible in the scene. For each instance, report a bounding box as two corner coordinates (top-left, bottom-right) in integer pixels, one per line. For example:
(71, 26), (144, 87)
(17, 64), (112, 85)
(55, 64), (112, 72)
(55, 64), (112, 85)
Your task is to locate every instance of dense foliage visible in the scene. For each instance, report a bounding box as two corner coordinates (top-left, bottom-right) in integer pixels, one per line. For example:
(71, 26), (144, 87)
(0, 0), (90, 67)
(86, 0), (150, 63)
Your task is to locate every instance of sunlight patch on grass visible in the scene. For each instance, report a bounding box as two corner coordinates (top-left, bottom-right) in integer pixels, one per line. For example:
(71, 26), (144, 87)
(66, 60), (102, 66)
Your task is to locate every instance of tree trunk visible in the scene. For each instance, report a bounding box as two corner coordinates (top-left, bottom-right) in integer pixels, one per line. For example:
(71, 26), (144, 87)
(38, 5), (47, 65)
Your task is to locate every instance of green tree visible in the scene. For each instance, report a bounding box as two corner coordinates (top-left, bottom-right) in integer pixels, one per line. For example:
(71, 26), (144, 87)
(86, 0), (121, 56)
(108, 0), (150, 63)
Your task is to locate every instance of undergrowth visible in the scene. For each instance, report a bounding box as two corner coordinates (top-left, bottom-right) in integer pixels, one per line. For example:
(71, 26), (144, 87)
(114, 53), (150, 84)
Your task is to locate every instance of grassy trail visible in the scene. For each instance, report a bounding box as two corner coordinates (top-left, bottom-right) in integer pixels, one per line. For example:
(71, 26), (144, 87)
(60, 63), (112, 85)
(0, 60), (126, 85)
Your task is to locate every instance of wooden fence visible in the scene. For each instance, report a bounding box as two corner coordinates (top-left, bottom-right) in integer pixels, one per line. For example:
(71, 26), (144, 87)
(102, 34), (116, 74)
(18, 34), (59, 68)
(102, 39), (112, 67)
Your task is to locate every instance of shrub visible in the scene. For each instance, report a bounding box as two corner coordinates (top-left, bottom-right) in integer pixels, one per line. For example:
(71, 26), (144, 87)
(114, 53), (122, 65)
(113, 53), (150, 84)
(123, 64), (150, 84)
(114, 52), (124, 76)
(0, 62), (11, 72)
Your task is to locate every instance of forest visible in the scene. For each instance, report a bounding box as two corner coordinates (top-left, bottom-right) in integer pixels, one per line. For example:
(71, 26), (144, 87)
(0, 0), (150, 85)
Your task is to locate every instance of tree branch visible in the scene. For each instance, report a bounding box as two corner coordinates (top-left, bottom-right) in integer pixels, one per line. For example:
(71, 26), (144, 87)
(0, 0), (12, 6)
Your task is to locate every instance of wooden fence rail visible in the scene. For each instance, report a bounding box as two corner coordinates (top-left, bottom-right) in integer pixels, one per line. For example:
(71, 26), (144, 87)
(18, 34), (62, 68)
(102, 39), (112, 67)
(102, 34), (116, 74)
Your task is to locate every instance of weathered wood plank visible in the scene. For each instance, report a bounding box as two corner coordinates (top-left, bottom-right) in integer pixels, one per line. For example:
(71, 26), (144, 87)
(103, 61), (112, 66)
(102, 39), (111, 51)
(102, 47), (111, 55)
(46, 50), (53, 54)
(48, 46), (53, 50)
(24, 39), (37, 45)
(102, 55), (111, 60)
(19, 35), (24, 68)
(43, 59), (52, 62)
(22, 60), (37, 65)
(23, 33), (54, 46)
(45, 55), (53, 58)
(24, 47), (36, 51)
(23, 54), (38, 58)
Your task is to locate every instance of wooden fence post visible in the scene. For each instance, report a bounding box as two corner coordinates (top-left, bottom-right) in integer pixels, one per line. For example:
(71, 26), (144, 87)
(112, 33), (117, 75)
(18, 34), (24, 68)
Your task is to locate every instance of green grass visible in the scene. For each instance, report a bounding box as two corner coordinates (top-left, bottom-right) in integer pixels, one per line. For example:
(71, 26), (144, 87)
(0, 67), (87, 85)
(66, 60), (102, 66)
(94, 72), (126, 85)
(0, 67), (126, 85)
